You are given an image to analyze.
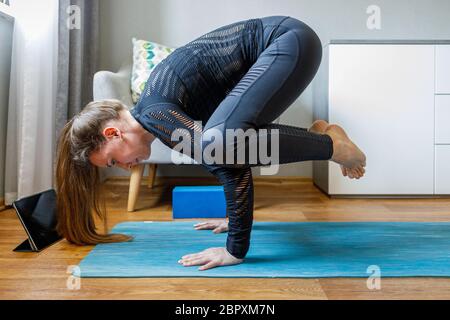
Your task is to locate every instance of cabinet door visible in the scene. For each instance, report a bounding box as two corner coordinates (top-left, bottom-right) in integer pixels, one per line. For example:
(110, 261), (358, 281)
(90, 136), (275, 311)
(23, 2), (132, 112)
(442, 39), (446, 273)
(435, 145), (450, 194)
(435, 95), (450, 144)
(436, 45), (450, 94)
(328, 44), (435, 195)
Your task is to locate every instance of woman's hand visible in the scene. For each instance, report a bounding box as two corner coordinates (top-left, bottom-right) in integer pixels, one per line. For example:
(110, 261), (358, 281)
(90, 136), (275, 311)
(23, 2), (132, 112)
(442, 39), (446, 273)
(178, 247), (243, 270)
(193, 219), (228, 233)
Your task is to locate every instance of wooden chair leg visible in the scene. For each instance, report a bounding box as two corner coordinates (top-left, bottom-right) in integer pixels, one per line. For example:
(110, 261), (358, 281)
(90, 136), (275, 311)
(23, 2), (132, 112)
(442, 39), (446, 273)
(127, 164), (145, 212)
(147, 163), (157, 188)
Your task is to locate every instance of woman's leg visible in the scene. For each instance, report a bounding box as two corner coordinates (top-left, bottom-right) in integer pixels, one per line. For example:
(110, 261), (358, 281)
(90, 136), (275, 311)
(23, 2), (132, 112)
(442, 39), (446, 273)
(201, 16), (333, 168)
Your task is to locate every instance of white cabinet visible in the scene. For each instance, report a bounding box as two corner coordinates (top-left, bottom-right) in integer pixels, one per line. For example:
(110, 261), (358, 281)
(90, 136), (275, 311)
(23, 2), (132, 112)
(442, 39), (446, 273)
(435, 145), (450, 194)
(436, 45), (450, 94)
(435, 95), (450, 144)
(313, 42), (449, 196)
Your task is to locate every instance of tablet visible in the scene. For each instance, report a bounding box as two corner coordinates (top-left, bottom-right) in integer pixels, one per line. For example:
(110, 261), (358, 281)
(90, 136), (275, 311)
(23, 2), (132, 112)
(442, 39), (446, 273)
(12, 189), (62, 252)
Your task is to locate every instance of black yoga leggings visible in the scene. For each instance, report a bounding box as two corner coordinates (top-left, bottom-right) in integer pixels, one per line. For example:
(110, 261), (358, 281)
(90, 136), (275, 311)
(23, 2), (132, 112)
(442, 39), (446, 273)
(131, 16), (334, 259)
(201, 16), (333, 168)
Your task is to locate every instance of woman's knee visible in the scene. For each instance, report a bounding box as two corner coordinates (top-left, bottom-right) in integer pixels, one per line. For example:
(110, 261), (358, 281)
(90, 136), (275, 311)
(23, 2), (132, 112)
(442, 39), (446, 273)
(283, 21), (322, 81)
(281, 17), (322, 59)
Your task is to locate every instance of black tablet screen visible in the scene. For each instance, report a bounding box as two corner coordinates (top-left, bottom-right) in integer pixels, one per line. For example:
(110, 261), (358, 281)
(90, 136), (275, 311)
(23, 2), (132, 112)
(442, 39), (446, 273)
(13, 189), (62, 251)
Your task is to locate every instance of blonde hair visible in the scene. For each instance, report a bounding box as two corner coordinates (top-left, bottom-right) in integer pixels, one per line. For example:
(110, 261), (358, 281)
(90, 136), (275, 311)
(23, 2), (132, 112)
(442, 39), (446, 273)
(55, 99), (133, 245)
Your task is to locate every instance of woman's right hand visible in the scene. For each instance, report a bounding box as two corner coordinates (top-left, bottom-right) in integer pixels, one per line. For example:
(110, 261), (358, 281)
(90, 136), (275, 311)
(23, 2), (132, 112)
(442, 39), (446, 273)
(193, 219), (228, 233)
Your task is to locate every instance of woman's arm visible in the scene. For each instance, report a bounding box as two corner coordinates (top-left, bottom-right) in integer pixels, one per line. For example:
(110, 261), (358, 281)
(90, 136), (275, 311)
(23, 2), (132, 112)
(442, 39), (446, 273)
(178, 164), (254, 270)
(178, 165), (254, 270)
(206, 165), (254, 259)
(133, 101), (254, 268)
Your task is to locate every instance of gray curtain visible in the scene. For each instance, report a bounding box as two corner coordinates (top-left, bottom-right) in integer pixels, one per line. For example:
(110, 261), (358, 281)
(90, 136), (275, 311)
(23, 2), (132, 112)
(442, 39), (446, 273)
(54, 0), (99, 164)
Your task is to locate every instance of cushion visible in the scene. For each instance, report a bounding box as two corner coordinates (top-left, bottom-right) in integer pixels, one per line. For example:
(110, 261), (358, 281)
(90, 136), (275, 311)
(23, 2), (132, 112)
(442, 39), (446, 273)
(131, 37), (176, 104)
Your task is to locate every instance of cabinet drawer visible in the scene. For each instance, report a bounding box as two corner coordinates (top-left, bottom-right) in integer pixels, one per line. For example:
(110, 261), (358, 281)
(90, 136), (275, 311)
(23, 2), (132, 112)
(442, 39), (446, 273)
(435, 145), (450, 194)
(436, 45), (450, 94)
(435, 95), (450, 144)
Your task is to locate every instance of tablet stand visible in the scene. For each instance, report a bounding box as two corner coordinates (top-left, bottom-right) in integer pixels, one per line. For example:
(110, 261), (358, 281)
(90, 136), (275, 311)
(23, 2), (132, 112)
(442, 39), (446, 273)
(13, 239), (36, 252)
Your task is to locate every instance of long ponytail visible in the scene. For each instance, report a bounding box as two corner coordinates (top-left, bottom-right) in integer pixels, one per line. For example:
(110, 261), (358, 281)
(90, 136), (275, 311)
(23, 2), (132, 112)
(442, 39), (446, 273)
(55, 100), (133, 245)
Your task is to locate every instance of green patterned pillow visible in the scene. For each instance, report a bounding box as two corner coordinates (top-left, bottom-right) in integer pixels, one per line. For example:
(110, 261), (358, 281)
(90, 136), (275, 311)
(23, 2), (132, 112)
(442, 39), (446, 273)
(131, 37), (176, 104)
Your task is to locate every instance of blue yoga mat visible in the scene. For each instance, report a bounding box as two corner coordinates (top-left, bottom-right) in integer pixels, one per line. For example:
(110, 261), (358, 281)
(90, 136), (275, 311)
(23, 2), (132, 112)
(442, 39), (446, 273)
(73, 221), (450, 278)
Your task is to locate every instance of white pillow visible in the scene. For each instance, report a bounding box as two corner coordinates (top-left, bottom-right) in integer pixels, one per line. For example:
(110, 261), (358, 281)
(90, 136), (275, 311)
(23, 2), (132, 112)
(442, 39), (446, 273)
(131, 37), (176, 104)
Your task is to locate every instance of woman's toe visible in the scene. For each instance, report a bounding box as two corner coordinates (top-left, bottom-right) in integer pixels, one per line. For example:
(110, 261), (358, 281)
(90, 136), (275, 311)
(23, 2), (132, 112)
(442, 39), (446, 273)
(347, 169), (355, 179)
(340, 165), (347, 176)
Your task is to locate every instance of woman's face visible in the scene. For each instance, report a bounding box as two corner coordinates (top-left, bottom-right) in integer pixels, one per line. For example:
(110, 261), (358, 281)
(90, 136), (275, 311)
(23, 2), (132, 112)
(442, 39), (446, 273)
(89, 126), (151, 171)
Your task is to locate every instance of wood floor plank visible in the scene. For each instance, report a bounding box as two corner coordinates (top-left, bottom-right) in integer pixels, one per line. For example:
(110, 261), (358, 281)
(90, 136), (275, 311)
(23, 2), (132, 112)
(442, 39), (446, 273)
(318, 278), (450, 300)
(0, 278), (326, 300)
(1, 176), (449, 299)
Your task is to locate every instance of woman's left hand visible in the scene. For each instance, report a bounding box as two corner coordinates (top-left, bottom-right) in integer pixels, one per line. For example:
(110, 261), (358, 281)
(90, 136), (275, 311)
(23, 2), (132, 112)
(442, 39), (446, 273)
(178, 247), (244, 270)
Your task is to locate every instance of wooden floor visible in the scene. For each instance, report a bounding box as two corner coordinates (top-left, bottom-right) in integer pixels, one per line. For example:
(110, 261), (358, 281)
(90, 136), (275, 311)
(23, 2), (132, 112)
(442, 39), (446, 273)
(1, 176), (450, 300)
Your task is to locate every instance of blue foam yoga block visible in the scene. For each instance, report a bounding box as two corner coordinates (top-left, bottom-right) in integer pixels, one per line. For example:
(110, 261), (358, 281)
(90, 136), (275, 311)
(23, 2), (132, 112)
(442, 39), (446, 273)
(172, 186), (226, 219)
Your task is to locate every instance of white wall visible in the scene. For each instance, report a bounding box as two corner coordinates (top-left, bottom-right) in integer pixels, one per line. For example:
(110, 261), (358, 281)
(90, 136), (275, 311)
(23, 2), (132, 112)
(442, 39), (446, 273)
(98, 0), (450, 178)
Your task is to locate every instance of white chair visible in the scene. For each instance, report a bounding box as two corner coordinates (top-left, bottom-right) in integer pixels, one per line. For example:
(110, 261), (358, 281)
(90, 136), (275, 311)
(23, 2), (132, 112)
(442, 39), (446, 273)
(93, 61), (197, 211)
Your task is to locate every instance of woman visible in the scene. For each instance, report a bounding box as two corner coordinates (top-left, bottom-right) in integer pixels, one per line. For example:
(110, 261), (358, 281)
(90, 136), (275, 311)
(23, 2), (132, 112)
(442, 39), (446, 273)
(56, 16), (366, 271)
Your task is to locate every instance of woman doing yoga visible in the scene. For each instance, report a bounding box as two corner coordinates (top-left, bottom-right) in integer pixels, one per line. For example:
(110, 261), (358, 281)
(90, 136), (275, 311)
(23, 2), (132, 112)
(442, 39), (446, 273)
(56, 16), (366, 270)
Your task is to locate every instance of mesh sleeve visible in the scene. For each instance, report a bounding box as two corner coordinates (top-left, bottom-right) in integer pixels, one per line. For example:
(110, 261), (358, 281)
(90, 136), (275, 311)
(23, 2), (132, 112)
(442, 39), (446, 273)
(131, 101), (254, 259)
(208, 166), (254, 259)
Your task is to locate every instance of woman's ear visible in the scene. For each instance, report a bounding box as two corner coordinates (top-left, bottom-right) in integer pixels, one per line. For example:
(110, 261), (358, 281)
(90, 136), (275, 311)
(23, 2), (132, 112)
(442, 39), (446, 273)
(102, 127), (122, 140)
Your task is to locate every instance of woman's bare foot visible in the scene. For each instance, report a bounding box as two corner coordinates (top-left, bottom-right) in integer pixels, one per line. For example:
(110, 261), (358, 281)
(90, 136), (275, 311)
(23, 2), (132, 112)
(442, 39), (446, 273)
(308, 120), (366, 179)
(308, 120), (329, 134)
(308, 120), (350, 177)
(325, 124), (366, 178)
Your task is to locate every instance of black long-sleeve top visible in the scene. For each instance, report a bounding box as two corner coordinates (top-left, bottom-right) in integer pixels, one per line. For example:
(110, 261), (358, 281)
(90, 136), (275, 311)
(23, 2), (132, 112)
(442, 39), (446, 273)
(130, 18), (264, 259)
